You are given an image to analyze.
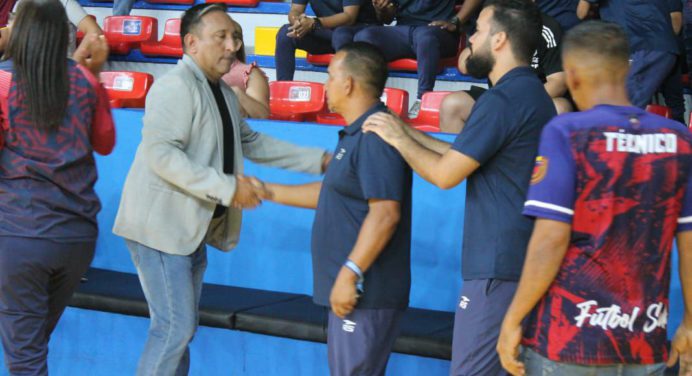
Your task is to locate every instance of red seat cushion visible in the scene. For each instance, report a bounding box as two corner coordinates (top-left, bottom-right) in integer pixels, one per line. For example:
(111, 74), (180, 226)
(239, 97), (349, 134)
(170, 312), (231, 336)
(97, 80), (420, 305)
(306, 53), (334, 66)
(205, 0), (260, 6)
(408, 91), (451, 129)
(645, 104), (672, 119)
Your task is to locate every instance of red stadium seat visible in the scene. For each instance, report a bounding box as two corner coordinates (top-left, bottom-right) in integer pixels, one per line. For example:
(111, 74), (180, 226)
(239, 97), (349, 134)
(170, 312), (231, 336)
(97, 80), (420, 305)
(315, 88), (410, 126)
(645, 104), (672, 119)
(408, 91), (451, 130)
(145, 0), (193, 4)
(205, 0), (260, 6)
(141, 18), (183, 58)
(388, 34), (465, 72)
(100, 71), (154, 108)
(269, 81), (326, 121)
(306, 53), (334, 66)
(103, 16), (158, 55)
(412, 124), (440, 133)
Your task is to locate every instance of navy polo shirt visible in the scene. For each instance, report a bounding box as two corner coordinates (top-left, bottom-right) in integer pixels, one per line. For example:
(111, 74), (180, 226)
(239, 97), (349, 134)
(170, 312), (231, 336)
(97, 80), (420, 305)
(586, 0), (678, 54)
(395, 0), (455, 26)
(311, 103), (412, 309)
(293, 0), (378, 24)
(451, 67), (556, 281)
(536, 0), (579, 31)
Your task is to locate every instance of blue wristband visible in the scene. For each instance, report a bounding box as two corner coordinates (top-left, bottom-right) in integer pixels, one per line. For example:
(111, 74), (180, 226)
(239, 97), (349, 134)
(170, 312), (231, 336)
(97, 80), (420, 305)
(344, 260), (365, 294)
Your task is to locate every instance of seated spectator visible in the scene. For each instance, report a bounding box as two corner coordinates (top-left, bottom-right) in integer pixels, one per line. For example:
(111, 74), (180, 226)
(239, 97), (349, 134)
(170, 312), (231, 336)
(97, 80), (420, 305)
(275, 0), (378, 81)
(0, 0), (114, 374)
(535, 0), (579, 31)
(660, 0), (686, 124)
(578, 0), (678, 109)
(351, 0), (460, 117)
(440, 11), (568, 133)
(222, 20), (270, 119)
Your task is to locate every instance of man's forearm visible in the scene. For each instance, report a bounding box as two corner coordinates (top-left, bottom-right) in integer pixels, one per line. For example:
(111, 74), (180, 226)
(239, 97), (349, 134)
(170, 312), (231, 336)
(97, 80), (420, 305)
(403, 125), (452, 155)
(456, 0), (483, 24)
(544, 73), (567, 98)
(347, 202), (400, 272)
(319, 9), (358, 28)
(678, 232), (692, 323)
(577, 0), (592, 20)
(265, 181), (322, 209)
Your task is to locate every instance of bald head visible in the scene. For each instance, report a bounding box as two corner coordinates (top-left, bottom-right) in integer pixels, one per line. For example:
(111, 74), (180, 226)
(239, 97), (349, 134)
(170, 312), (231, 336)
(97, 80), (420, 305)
(562, 21), (630, 83)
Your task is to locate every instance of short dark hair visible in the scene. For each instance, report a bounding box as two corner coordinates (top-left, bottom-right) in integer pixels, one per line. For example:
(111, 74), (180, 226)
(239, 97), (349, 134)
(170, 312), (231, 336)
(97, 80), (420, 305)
(483, 0), (542, 64)
(338, 42), (388, 98)
(562, 21), (630, 65)
(180, 3), (227, 51)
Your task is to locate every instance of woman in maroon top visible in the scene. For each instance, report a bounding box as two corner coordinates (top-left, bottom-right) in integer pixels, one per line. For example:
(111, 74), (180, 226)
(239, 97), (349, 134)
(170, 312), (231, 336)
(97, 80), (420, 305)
(0, 0), (114, 374)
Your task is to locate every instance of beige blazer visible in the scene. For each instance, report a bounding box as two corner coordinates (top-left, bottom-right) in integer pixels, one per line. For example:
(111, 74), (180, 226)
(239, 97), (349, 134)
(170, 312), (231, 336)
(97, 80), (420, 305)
(113, 55), (324, 255)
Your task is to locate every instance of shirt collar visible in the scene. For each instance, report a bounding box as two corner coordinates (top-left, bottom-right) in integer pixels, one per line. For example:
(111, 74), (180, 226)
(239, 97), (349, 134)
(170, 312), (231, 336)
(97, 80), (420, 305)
(182, 54), (211, 83)
(494, 66), (535, 87)
(341, 102), (388, 137)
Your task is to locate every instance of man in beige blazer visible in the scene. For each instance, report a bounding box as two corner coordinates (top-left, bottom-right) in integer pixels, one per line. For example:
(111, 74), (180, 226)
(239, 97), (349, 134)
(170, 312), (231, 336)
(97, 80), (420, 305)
(112, 4), (327, 375)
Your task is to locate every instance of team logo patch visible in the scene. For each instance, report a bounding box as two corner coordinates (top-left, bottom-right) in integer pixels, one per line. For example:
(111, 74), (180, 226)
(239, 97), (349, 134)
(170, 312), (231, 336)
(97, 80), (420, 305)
(530, 156), (548, 185)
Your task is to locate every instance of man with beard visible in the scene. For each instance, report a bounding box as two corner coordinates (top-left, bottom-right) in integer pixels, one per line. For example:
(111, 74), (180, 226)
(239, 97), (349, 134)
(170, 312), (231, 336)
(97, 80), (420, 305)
(362, 0), (554, 374)
(439, 8), (568, 133)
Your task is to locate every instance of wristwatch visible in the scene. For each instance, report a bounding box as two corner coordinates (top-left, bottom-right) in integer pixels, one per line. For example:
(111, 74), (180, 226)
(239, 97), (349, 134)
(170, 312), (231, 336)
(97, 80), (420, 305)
(449, 15), (461, 32)
(311, 17), (322, 31)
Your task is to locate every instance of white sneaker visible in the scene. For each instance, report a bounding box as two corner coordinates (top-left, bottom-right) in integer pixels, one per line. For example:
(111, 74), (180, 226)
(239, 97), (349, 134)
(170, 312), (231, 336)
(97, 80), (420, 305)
(408, 99), (421, 119)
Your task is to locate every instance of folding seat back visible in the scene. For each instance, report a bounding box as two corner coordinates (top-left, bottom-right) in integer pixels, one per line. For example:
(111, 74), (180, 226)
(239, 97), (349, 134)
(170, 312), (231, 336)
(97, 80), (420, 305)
(140, 18), (183, 58)
(381, 88), (409, 118)
(306, 53), (334, 66)
(408, 91), (451, 129)
(645, 104), (672, 119)
(269, 81), (326, 121)
(100, 71), (154, 108)
(103, 16), (158, 54)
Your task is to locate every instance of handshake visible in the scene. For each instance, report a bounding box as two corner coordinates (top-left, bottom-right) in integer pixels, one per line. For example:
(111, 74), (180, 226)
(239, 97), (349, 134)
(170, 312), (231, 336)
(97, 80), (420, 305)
(231, 176), (273, 209)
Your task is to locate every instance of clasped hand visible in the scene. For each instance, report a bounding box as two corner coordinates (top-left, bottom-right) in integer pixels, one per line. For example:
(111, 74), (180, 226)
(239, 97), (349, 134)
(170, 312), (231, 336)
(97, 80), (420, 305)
(231, 175), (273, 209)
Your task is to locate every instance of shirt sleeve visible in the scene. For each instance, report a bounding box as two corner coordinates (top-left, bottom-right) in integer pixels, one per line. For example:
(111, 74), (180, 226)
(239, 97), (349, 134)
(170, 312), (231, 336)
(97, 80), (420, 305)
(357, 132), (409, 201)
(451, 92), (512, 165)
(522, 119), (576, 223)
(76, 64), (115, 155)
(541, 23), (563, 77)
(292, 0), (308, 5)
(343, 0), (362, 7)
(61, 0), (88, 27)
(677, 157), (692, 232)
(668, 0), (682, 13)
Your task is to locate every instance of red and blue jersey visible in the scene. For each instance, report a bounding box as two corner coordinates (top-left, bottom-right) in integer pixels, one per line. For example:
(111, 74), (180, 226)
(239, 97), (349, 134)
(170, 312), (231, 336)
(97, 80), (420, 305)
(0, 59), (115, 241)
(522, 105), (692, 364)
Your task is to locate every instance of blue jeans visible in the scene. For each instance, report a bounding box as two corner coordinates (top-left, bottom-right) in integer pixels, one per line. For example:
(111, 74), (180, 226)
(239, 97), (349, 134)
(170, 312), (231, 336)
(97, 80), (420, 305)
(126, 240), (207, 376)
(522, 347), (666, 376)
(112, 0), (136, 16)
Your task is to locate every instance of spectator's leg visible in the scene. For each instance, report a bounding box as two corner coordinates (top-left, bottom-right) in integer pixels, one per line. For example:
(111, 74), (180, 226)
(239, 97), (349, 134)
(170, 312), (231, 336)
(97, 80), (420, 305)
(327, 308), (404, 376)
(126, 240), (205, 376)
(331, 24), (369, 51)
(627, 50), (677, 108)
(112, 0), (136, 16)
(440, 91), (476, 133)
(0, 237), (64, 376)
(412, 27), (459, 99)
(660, 54), (686, 123)
(277, 25), (334, 80)
(353, 26), (414, 62)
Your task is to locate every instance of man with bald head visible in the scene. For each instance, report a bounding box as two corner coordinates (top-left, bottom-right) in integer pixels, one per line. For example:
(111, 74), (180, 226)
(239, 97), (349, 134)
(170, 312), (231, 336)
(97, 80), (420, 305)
(262, 42), (412, 375)
(497, 21), (692, 375)
(113, 3), (327, 374)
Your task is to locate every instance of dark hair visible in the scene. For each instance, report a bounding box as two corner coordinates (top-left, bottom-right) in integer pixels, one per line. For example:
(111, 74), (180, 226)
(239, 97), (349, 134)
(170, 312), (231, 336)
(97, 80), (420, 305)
(562, 21), (630, 64)
(338, 42), (388, 98)
(5, 0), (69, 131)
(231, 18), (245, 63)
(180, 3), (227, 51)
(484, 0), (542, 64)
